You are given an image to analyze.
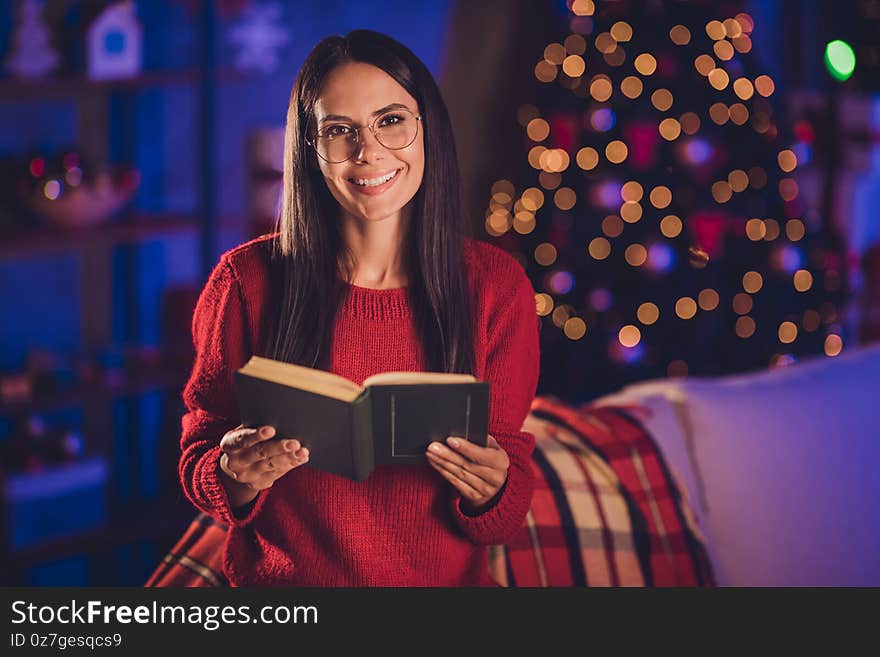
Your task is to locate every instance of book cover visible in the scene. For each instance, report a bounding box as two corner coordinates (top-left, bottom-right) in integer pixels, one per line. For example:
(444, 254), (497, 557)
(234, 356), (490, 481)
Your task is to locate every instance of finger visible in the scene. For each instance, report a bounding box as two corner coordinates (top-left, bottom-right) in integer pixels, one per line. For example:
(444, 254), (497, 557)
(427, 456), (485, 500)
(443, 435), (506, 467)
(427, 442), (506, 487)
(220, 426), (257, 451)
(427, 451), (496, 499)
(234, 425), (278, 451)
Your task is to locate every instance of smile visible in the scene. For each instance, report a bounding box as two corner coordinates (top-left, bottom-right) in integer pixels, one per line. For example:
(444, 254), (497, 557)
(349, 169), (400, 187)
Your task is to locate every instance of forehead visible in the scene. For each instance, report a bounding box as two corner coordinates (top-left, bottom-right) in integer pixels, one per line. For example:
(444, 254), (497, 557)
(314, 61), (418, 120)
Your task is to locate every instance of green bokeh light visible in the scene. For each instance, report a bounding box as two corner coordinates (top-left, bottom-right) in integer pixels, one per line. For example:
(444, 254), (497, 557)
(824, 40), (856, 82)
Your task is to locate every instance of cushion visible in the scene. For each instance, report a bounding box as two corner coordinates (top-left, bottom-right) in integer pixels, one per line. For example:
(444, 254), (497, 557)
(147, 397), (713, 587)
(672, 344), (880, 586)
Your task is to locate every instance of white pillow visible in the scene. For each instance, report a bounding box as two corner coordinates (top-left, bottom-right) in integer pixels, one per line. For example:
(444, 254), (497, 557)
(671, 344), (880, 586)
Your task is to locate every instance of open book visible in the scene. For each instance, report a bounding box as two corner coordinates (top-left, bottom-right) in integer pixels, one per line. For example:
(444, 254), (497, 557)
(233, 356), (490, 481)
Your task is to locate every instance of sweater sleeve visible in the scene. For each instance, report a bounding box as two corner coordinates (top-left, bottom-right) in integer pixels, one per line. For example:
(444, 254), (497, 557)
(178, 256), (268, 528)
(451, 261), (539, 545)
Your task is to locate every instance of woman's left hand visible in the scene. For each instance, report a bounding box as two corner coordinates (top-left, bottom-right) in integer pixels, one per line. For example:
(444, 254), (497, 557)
(426, 434), (509, 511)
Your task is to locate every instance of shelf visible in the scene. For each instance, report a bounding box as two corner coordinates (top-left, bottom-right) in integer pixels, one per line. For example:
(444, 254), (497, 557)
(0, 69), (252, 102)
(1, 495), (196, 581)
(0, 368), (187, 417)
(0, 212), (200, 261)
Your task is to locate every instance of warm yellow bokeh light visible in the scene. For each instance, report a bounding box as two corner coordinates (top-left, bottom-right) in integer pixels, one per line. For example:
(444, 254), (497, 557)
(526, 118), (550, 141)
(634, 53), (657, 75)
(492, 179), (515, 196)
(590, 77), (613, 102)
(825, 334), (843, 356)
(610, 21), (633, 42)
(778, 321), (798, 344)
(595, 32), (617, 54)
(698, 288), (720, 311)
(576, 146), (599, 170)
(733, 292), (753, 314)
(535, 60), (558, 83)
(571, 0), (595, 16)
(794, 269), (813, 292)
(625, 243), (648, 266)
(650, 186), (672, 209)
(680, 112), (701, 134)
(602, 214), (624, 237)
(534, 242), (558, 266)
(564, 317), (587, 340)
(659, 117), (682, 140)
(535, 293), (554, 316)
(712, 181), (733, 203)
(713, 40), (735, 61)
(606, 140), (628, 163)
(728, 169), (749, 192)
(708, 67), (730, 90)
(637, 302), (660, 325)
(755, 75), (775, 96)
(706, 20), (726, 40)
(695, 54), (716, 76)
(709, 102), (730, 125)
(528, 145), (547, 169)
(620, 201), (643, 223)
(743, 271), (764, 293)
(619, 325), (641, 347)
(621, 75), (644, 98)
(675, 297), (698, 319)
(539, 171), (562, 190)
(778, 149), (798, 172)
(670, 25), (691, 46)
(736, 316), (756, 338)
(563, 54), (586, 77)
(764, 218), (780, 241)
(724, 18), (743, 38)
(565, 34), (587, 55)
(779, 178), (799, 202)
(651, 88), (674, 111)
(746, 218), (767, 241)
(733, 77), (755, 100)
(621, 180), (644, 202)
(554, 187), (577, 210)
(786, 219), (806, 241)
(589, 237), (611, 260)
(544, 43), (566, 65)
(660, 214), (683, 238)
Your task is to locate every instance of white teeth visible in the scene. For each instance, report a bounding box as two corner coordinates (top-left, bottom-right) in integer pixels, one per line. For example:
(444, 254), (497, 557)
(351, 170), (398, 187)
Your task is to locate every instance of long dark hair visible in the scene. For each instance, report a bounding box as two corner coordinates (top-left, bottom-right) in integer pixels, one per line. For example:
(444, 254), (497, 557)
(265, 29), (475, 375)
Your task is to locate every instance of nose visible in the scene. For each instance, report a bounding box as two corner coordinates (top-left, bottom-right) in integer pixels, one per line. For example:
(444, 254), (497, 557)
(353, 126), (384, 163)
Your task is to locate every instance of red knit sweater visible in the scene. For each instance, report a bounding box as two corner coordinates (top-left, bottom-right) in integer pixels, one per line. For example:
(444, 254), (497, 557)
(179, 234), (540, 586)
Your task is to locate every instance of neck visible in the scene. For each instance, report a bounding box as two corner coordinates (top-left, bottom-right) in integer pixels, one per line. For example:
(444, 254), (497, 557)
(338, 206), (411, 289)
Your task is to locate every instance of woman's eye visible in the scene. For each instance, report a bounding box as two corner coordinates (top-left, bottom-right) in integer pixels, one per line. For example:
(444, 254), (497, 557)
(378, 114), (404, 127)
(325, 125), (351, 138)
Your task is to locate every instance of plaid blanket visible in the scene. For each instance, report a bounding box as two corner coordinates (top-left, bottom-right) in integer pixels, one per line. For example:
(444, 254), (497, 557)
(147, 398), (713, 587)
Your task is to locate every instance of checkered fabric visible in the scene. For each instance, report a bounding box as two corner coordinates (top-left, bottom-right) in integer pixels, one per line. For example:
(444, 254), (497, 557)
(146, 398), (713, 587)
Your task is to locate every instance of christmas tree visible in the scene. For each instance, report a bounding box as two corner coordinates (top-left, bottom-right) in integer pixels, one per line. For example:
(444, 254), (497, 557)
(486, 0), (848, 402)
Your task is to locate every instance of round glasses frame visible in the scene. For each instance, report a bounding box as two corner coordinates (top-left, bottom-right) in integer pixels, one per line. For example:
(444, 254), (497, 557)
(307, 108), (423, 164)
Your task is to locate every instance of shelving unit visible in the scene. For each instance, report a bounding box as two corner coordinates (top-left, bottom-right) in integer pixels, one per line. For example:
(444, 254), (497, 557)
(0, 17), (224, 583)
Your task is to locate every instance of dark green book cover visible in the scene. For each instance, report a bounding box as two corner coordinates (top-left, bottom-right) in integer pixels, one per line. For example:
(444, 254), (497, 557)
(233, 357), (489, 482)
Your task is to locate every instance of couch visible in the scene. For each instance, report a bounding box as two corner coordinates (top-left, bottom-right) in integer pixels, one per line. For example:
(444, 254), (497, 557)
(149, 343), (879, 587)
(594, 341), (880, 586)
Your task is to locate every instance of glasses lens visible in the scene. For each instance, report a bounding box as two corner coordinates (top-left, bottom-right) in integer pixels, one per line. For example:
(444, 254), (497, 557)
(317, 129), (358, 163)
(374, 109), (418, 150)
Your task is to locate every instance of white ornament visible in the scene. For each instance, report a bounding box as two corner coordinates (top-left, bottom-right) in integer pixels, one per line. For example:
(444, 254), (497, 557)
(86, 0), (143, 81)
(227, 3), (290, 75)
(6, 0), (59, 78)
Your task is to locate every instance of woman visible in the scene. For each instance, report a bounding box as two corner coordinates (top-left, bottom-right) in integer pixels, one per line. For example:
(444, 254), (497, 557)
(179, 29), (539, 586)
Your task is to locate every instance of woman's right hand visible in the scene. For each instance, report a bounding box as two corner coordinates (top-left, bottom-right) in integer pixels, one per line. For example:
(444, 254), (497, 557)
(217, 425), (310, 506)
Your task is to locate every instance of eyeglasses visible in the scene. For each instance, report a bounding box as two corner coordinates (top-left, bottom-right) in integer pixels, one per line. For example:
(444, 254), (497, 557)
(308, 107), (422, 164)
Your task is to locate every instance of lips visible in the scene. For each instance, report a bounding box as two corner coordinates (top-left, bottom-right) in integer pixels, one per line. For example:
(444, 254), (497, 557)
(347, 168), (402, 196)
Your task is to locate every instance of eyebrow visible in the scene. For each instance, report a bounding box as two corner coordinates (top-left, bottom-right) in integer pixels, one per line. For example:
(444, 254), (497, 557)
(318, 103), (412, 124)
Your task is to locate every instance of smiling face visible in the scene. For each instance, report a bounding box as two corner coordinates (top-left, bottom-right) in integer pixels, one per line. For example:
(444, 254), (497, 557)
(312, 61), (425, 226)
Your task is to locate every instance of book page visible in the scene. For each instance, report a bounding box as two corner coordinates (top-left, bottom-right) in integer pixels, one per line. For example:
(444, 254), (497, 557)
(362, 371), (477, 387)
(239, 356), (363, 402)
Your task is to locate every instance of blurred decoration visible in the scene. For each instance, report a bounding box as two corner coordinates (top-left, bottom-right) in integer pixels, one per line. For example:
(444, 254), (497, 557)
(824, 39), (856, 82)
(487, 0), (849, 399)
(5, 0), (60, 78)
(172, 0), (252, 20)
(17, 148), (140, 228)
(85, 0), (142, 80)
(226, 2), (289, 74)
(245, 127), (284, 237)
